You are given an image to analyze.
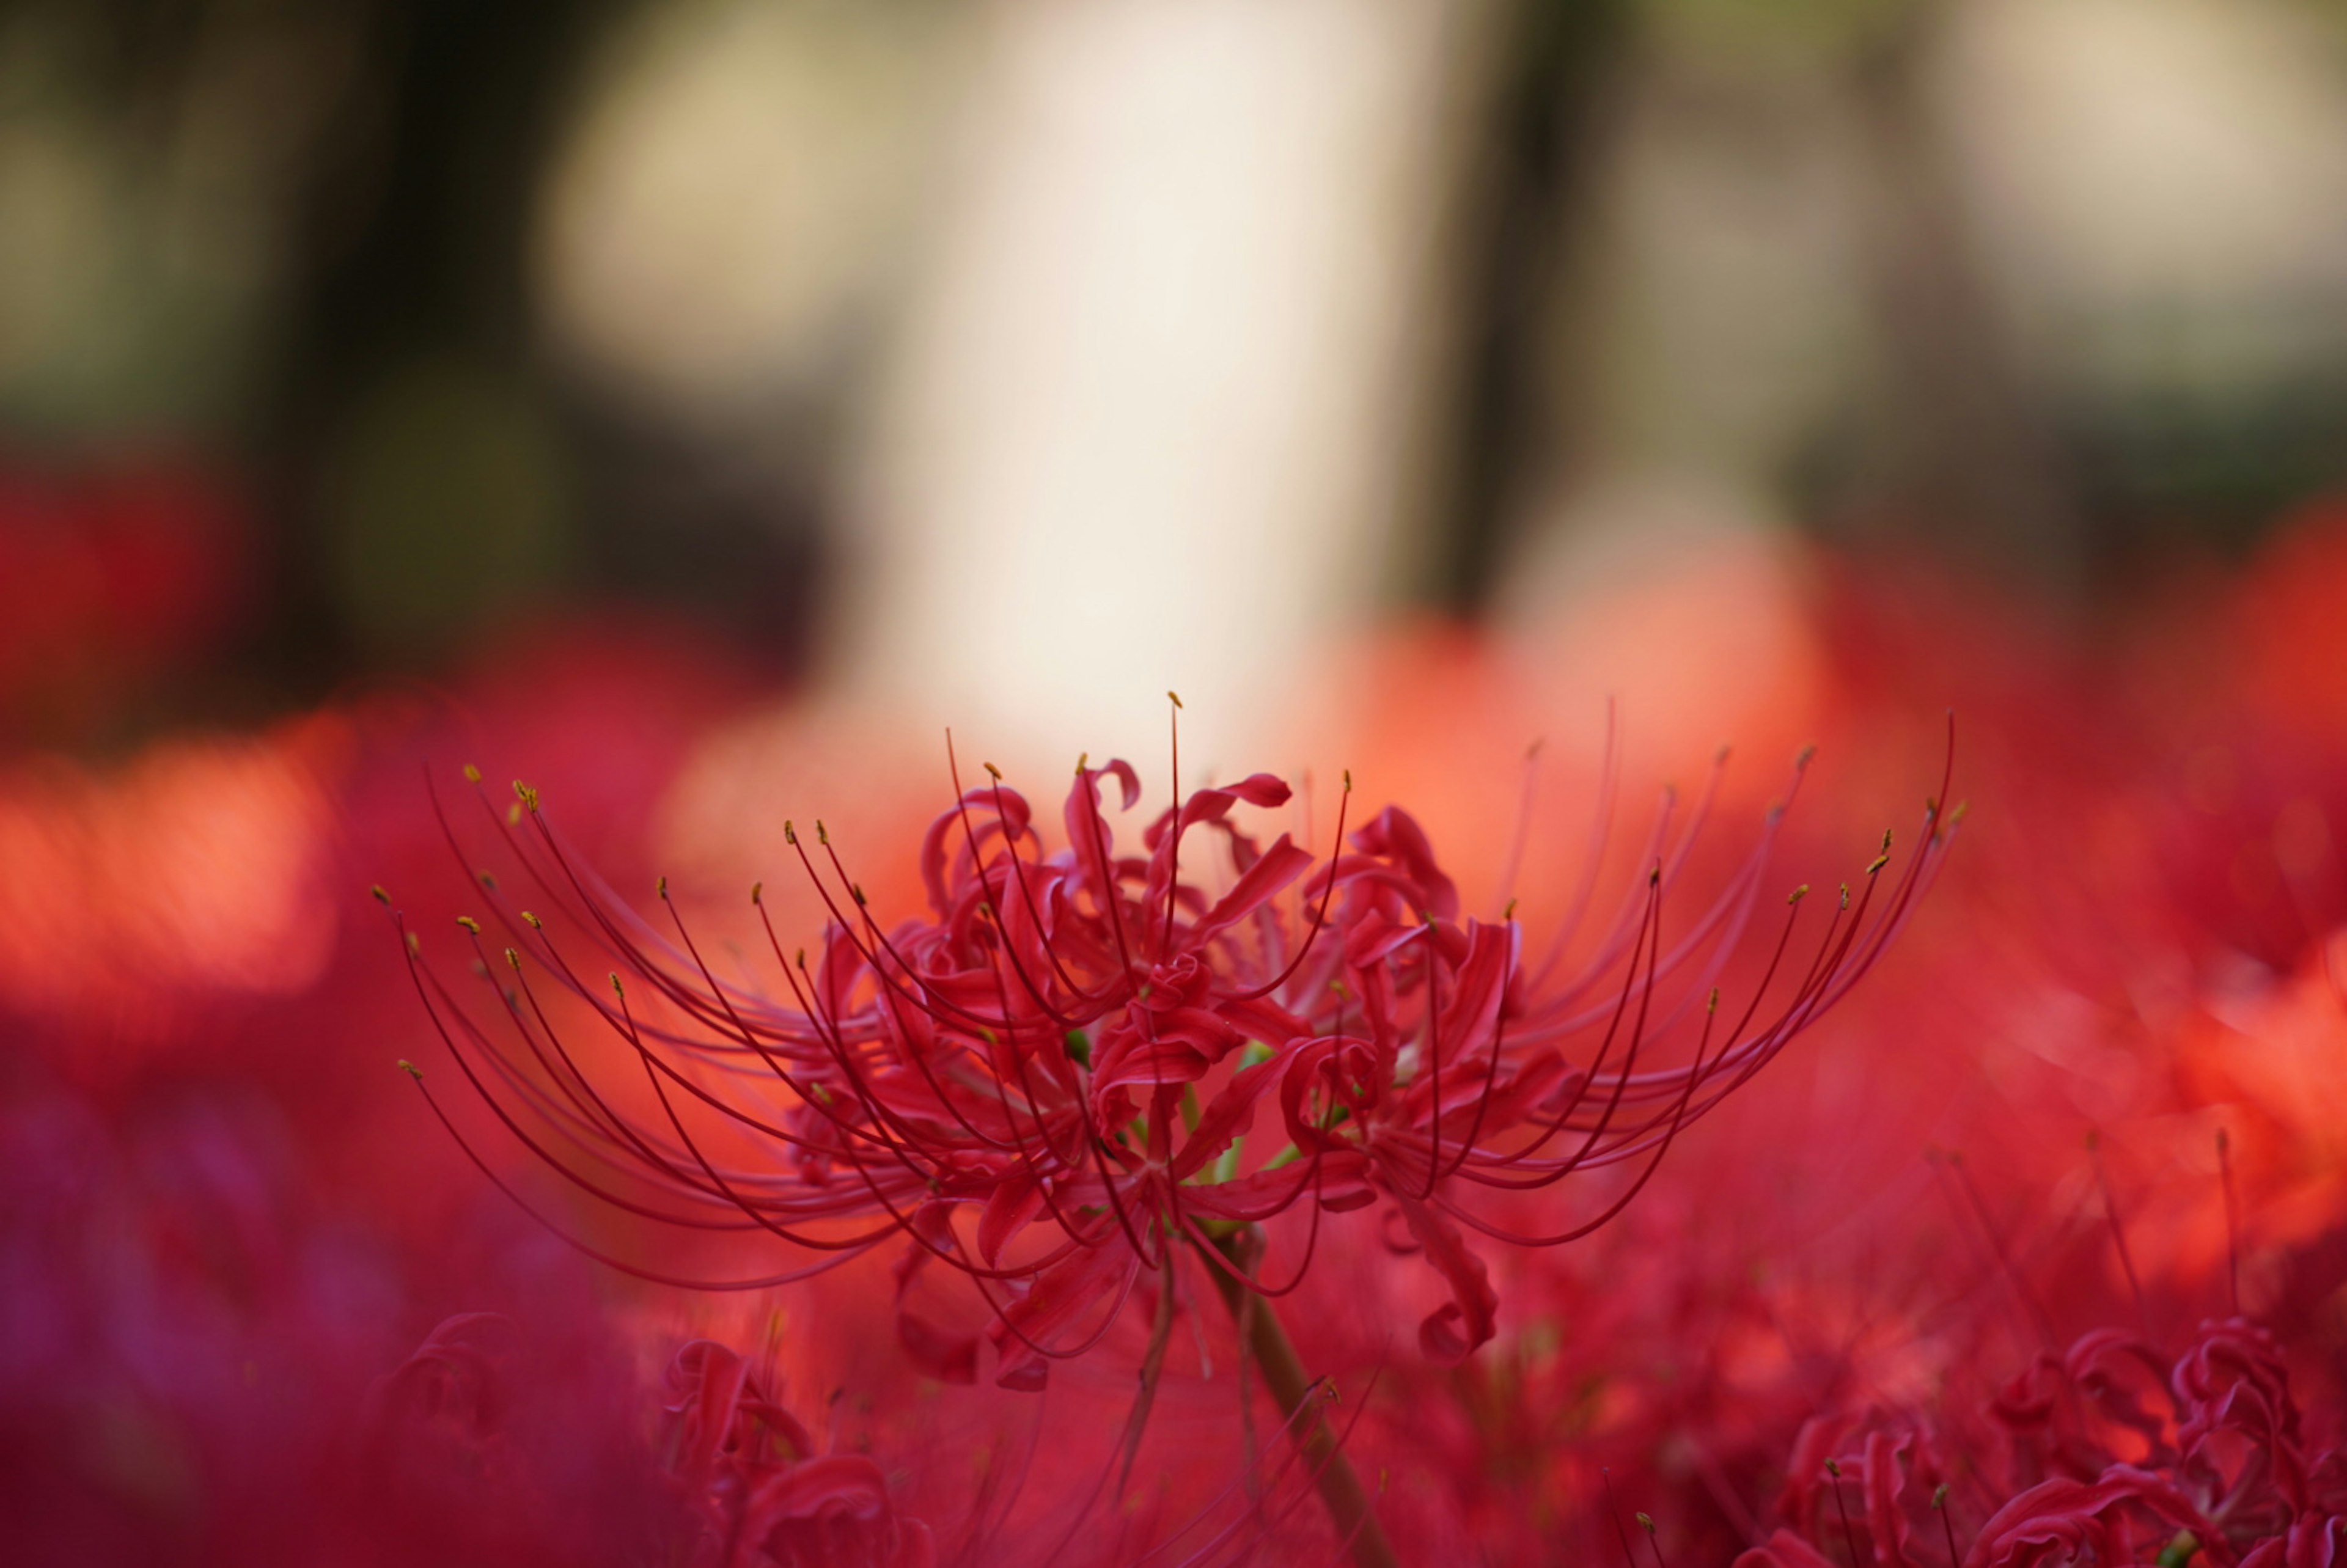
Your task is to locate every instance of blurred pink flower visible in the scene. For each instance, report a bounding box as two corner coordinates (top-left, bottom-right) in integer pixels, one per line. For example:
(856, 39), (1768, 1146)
(661, 1336), (935, 1568)
(0, 1074), (676, 1566)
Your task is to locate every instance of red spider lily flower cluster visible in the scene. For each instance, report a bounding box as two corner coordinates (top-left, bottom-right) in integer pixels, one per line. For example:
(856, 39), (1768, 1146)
(1738, 1313), (2347, 1568)
(388, 714), (1955, 1400)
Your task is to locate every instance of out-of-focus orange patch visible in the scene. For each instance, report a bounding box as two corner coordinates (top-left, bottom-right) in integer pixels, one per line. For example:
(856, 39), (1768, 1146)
(1511, 532), (1826, 790)
(1293, 532), (1828, 936)
(0, 717), (350, 1045)
(1293, 620), (1530, 908)
(2173, 932), (2347, 1263)
(653, 700), (942, 950)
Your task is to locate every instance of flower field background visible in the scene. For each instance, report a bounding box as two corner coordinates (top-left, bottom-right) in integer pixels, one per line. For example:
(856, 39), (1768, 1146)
(6, 502), (2347, 1563)
(11, 2), (2347, 1561)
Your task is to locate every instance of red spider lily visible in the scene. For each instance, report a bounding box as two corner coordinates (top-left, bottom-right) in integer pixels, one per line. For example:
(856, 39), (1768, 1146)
(1721, 1110), (2347, 1568)
(386, 713), (1952, 1562)
(1738, 1312), (2347, 1568)
(391, 713), (1950, 1371)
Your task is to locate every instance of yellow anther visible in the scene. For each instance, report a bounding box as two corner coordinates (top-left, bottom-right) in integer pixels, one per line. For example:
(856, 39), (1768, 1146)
(477, 870), (496, 889)
(815, 821), (829, 845)
(1788, 884), (1810, 904)
(462, 763), (481, 783)
(751, 881), (763, 905)
(521, 910), (542, 929)
(1707, 987), (1721, 1014)
(370, 884), (389, 905)
(656, 875), (669, 899)
(512, 780), (539, 812)
(1167, 690), (1183, 709)
(983, 761), (1002, 780)
(505, 802), (521, 826)
(456, 915), (480, 933)
(608, 972), (625, 998)
(405, 931), (421, 954)
(397, 1059), (422, 1080)
(504, 947), (521, 970)
(784, 821), (797, 844)
(1076, 752), (1089, 772)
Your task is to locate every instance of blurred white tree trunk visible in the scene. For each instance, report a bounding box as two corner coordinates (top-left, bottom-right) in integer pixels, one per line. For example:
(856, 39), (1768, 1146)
(836, 0), (1486, 777)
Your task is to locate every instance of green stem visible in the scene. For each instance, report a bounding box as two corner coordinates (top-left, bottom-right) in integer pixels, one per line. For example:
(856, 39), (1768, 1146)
(1203, 1228), (1399, 1568)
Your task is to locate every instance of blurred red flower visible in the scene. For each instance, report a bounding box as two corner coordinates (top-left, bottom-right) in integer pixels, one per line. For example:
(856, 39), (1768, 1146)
(0, 460), (250, 747)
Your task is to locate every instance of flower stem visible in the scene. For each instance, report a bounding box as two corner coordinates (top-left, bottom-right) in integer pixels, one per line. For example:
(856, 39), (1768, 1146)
(1203, 1228), (1398, 1568)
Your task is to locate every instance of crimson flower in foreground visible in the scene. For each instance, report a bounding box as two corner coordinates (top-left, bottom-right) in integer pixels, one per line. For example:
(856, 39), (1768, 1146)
(387, 715), (1951, 1564)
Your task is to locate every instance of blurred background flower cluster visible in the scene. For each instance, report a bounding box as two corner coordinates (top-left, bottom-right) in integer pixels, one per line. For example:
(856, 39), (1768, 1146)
(7, 0), (2347, 1563)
